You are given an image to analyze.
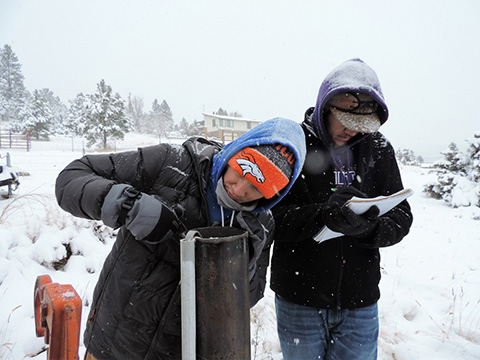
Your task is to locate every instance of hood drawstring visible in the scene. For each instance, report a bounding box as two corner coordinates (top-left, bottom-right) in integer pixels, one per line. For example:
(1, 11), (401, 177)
(220, 205), (236, 227)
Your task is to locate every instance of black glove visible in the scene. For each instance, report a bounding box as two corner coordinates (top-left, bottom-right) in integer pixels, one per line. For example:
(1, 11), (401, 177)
(329, 186), (368, 207)
(322, 203), (380, 238)
(101, 184), (186, 243)
(140, 199), (187, 244)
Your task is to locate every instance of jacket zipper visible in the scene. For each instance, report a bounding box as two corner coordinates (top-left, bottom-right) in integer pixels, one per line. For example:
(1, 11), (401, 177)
(335, 240), (344, 310)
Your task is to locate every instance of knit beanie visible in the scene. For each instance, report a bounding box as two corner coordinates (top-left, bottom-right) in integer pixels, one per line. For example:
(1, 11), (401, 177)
(227, 144), (295, 199)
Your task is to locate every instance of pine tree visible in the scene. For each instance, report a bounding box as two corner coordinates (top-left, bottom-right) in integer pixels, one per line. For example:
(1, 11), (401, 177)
(179, 117), (189, 135)
(466, 133), (480, 183)
(84, 79), (130, 149)
(229, 111), (243, 118)
(435, 142), (467, 175)
(22, 88), (66, 139)
(25, 89), (52, 139)
(216, 107), (228, 116)
(188, 119), (203, 136)
(0, 44), (28, 125)
(126, 94), (145, 132)
(67, 93), (89, 137)
(149, 99), (173, 138)
(396, 148), (424, 166)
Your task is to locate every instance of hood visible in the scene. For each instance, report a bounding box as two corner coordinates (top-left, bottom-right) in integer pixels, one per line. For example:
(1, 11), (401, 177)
(208, 117), (306, 220)
(312, 58), (389, 147)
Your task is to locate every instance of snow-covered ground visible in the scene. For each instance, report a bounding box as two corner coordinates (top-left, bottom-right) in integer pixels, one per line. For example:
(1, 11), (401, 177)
(1, 134), (479, 359)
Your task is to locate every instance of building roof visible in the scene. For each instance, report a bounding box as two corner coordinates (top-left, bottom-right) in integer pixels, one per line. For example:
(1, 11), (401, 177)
(202, 113), (263, 123)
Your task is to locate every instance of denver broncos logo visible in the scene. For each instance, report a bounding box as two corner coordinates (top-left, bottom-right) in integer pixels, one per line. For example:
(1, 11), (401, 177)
(236, 152), (265, 183)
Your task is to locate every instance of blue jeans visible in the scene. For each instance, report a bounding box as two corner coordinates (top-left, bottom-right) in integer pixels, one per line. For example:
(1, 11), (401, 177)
(275, 295), (379, 360)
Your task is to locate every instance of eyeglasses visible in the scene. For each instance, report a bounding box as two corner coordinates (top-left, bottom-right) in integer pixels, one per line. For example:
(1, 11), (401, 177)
(328, 92), (379, 115)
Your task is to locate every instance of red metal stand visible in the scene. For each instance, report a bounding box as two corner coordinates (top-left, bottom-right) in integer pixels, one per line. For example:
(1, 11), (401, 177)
(34, 275), (82, 360)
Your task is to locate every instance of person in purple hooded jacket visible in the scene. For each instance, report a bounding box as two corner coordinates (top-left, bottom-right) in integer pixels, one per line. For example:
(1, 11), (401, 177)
(270, 58), (413, 359)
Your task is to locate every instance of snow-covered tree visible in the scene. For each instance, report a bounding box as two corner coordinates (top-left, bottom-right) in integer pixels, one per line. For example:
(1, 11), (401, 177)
(434, 142), (467, 175)
(424, 136), (480, 208)
(229, 111), (243, 117)
(179, 117), (189, 135)
(23, 88), (66, 139)
(84, 79), (130, 149)
(67, 93), (89, 137)
(466, 133), (480, 183)
(396, 148), (422, 166)
(126, 94), (145, 132)
(149, 99), (173, 138)
(0, 44), (28, 125)
(215, 107), (228, 116)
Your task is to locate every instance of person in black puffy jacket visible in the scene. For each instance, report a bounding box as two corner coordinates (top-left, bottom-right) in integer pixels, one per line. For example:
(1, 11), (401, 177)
(55, 117), (306, 360)
(270, 59), (413, 360)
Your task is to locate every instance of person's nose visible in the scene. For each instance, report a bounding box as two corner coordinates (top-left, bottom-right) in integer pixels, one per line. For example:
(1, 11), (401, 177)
(232, 179), (249, 198)
(345, 128), (358, 137)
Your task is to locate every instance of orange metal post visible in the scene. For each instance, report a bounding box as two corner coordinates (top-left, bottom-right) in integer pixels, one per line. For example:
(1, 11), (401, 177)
(34, 275), (82, 360)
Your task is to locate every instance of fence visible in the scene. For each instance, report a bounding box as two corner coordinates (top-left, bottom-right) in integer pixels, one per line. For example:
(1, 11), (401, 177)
(0, 130), (31, 151)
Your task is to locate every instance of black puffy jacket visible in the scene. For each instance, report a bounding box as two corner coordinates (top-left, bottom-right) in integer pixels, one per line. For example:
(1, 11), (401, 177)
(270, 118), (413, 309)
(55, 137), (274, 360)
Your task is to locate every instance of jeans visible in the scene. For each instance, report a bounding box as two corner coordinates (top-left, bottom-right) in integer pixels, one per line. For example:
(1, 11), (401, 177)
(275, 295), (379, 360)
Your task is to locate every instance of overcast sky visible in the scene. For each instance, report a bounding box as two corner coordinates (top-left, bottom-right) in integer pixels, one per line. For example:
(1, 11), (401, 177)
(2, 0), (479, 160)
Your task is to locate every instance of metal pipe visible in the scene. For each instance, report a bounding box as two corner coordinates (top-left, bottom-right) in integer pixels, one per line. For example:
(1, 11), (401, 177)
(194, 227), (250, 360)
(181, 230), (198, 360)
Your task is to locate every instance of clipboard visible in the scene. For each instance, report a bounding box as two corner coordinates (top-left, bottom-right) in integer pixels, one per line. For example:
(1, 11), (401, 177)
(314, 188), (414, 243)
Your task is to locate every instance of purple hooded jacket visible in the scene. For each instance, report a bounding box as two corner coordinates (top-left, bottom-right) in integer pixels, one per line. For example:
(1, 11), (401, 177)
(270, 58), (413, 310)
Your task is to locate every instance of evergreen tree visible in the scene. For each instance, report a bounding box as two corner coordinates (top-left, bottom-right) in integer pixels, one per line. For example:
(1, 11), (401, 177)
(216, 107), (228, 116)
(466, 133), (480, 182)
(0, 44), (28, 125)
(179, 117), (189, 135)
(435, 142), (467, 174)
(67, 93), (89, 136)
(188, 119), (203, 136)
(424, 137), (480, 207)
(396, 148), (423, 166)
(126, 94), (145, 132)
(229, 111), (243, 118)
(23, 88), (66, 139)
(149, 99), (173, 138)
(84, 79), (130, 149)
(25, 89), (51, 139)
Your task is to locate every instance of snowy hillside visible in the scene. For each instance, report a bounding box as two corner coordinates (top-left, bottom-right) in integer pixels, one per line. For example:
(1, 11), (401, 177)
(0, 134), (479, 360)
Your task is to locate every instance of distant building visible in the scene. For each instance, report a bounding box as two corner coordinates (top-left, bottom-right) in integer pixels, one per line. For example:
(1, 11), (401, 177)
(198, 113), (262, 142)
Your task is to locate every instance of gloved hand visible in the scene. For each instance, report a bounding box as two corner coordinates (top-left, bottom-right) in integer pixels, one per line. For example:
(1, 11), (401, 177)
(322, 203), (379, 238)
(138, 197), (187, 244)
(329, 186), (368, 207)
(230, 211), (268, 281)
(101, 184), (186, 243)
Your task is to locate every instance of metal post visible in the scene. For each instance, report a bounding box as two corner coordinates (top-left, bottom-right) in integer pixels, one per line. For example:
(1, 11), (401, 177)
(6, 152), (11, 167)
(194, 227), (250, 360)
(181, 231), (198, 360)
